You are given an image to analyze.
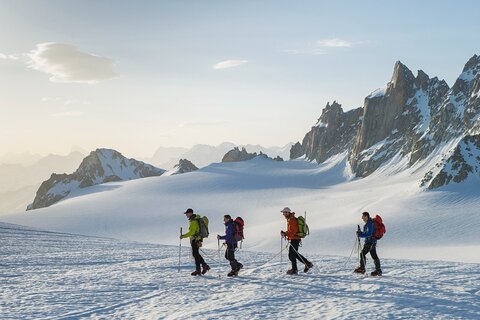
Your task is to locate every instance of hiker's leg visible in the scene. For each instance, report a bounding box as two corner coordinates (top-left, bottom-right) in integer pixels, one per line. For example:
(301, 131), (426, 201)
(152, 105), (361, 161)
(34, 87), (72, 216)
(360, 243), (372, 270)
(297, 252), (310, 265)
(289, 239), (300, 270)
(226, 243), (238, 270)
(370, 243), (381, 271)
(191, 240), (201, 271)
(197, 241), (206, 267)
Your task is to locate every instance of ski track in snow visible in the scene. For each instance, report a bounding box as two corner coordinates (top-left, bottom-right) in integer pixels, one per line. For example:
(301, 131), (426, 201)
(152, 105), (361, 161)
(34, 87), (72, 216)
(1, 223), (479, 319)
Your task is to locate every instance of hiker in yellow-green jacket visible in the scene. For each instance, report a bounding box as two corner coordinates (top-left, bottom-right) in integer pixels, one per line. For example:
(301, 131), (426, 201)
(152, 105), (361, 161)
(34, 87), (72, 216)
(180, 208), (210, 276)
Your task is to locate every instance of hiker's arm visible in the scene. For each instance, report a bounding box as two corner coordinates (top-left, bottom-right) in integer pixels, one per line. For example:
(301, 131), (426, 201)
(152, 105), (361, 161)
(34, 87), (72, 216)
(181, 220), (199, 239)
(219, 223), (233, 240)
(359, 221), (373, 238)
(285, 218), (298, 239)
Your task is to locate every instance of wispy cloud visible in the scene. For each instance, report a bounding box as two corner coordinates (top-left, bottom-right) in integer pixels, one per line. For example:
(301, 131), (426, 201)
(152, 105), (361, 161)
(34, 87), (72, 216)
(0, 53), (20, 60)
(316, 38), (352, 48)
(27, 42), (118, 83)
(284, 38), (354, 55)
(50, 111), (85, 117)
(282, 48), (327, 55)
(213, 60), (248, 70)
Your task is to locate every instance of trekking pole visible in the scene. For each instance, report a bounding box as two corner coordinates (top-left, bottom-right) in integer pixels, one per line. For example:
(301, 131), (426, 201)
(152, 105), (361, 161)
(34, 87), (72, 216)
(357, 225), (364, 267)
(280, 234), (283, 272)
(178, 227), (182, 272)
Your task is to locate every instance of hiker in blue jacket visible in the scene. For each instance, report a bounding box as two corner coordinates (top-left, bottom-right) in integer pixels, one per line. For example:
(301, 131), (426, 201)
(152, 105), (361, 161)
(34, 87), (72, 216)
(354, 211), (382, 276)
(217, 214), (243, 277)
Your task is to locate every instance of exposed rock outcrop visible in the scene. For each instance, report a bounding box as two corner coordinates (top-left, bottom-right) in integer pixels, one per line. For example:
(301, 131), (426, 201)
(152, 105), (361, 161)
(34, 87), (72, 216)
(165, 159), (198, 176)
(291, 101), (362, 162)
(222, 147), (284, 162)
(421, 134), (480, 188)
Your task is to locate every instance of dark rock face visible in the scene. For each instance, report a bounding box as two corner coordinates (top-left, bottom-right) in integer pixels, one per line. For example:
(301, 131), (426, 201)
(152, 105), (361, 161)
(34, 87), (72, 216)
(421, 134), (480, 189)
(28, 149), (165, 210)
(293, 101), (363, 163)
(290, 142), (304, 160)
(349, 62), (450, 176)
(222, 147), (284, 162)
(291, 54), (480, 189)
(171, 159), (198, 175)
(222, 147), (257, 162)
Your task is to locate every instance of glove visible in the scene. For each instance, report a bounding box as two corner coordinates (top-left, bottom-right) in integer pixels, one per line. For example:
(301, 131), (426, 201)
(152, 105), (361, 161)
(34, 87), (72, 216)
(280, 231), (286, 237)
(356, 231), (361, 236)
(217, 234), (220, 240)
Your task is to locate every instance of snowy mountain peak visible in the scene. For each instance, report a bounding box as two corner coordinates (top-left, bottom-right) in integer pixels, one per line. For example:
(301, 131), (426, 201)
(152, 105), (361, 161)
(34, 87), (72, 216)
(27, 148), (165, 210)
(292, 54), (480, 188)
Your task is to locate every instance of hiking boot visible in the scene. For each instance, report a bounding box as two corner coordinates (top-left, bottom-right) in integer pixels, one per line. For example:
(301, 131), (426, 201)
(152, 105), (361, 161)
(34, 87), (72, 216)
(354, 267), (365, 274)
(191, 270), (201, 276)
(370, 270), (382, 276)
(304, 262), (313, 273)
(286, 269), (298, 275)
(201, 264), (210, 275)
(227, 270), (238, 277)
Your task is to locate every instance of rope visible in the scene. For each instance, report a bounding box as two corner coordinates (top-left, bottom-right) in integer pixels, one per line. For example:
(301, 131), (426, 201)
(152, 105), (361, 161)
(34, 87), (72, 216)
(286, 240), (321, 272)
(199, 248), (224, 265)
(341, 236), (359, 269)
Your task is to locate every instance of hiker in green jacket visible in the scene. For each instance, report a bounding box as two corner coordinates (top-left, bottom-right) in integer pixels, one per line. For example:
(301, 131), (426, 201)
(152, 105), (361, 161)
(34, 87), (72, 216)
(180, 208), (210, 276)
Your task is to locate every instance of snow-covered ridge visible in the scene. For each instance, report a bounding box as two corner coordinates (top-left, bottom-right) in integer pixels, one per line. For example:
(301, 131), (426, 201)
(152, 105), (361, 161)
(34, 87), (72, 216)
(27, 148), (165, 210)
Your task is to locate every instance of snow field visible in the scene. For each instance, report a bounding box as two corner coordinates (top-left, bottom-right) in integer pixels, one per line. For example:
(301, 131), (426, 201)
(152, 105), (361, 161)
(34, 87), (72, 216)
(1, 222), (479, 319)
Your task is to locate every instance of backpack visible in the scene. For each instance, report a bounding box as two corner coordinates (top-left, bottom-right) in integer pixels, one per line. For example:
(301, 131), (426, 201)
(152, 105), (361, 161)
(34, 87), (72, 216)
(233, 217), (244, 241)
(372, 215), (386, 240)
(194, 214), (209, 239)
(296, 216), (309, 238)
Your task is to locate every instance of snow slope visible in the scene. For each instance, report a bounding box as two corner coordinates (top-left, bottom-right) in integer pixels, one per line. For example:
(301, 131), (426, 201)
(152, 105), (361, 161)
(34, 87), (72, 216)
(3, 156), (480, 263)
(1, 222), (479, 319)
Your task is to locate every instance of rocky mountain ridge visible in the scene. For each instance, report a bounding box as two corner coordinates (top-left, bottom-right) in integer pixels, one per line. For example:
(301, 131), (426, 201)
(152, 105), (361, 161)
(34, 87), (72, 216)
(28, 149), (165, 210)
(292, 54), (480, 189)
(222, 147), (283, 162)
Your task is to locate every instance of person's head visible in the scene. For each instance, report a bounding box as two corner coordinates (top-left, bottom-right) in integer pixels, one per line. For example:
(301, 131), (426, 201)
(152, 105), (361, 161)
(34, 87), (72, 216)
(223, 214), (232, 223)
(184, 208), (194, 219)
(361, 211), (370, 223)
(281, 207), (292, 219)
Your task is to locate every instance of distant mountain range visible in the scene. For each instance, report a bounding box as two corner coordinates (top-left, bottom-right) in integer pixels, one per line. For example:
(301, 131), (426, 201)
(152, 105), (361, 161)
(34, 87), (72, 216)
(0, 151), (85, 215)
(146, 142), (293, 169)
(292, 54), (480, 189)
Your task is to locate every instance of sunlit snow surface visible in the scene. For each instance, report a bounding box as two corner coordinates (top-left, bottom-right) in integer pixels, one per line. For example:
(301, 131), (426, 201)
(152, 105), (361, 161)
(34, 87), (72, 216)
(3, 156), (480, 263)
(1, 222), (479, 319)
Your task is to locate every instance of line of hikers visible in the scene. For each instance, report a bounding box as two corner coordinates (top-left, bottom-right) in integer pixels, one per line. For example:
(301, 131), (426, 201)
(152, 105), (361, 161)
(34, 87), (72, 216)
(180, 207), (385, 277)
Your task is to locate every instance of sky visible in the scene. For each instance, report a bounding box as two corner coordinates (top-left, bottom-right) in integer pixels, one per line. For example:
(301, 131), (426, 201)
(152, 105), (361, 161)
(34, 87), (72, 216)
(1, 0), (479, 159)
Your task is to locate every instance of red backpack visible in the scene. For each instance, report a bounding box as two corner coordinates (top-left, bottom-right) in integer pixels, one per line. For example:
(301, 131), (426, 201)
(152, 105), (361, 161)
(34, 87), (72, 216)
(372, 215), (386, 240)
(233, 217), (244, 241)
